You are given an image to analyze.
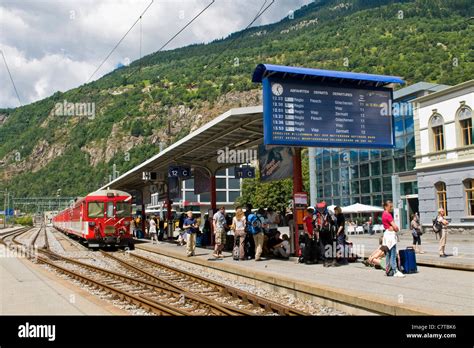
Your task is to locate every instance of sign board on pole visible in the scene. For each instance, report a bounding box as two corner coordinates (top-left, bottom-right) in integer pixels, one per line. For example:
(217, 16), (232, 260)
(168, 166), (192, 179)
(235, 167), (256, 179)
(262, 77), (394, 148)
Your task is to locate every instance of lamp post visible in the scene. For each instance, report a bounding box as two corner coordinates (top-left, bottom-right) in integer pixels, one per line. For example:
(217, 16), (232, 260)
(57, 189), (61, 211)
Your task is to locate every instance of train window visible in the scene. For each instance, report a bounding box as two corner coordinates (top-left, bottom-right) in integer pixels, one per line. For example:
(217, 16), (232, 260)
(116, 201), (131, 217)
(106, 202), (114, 218)
(88, 202), (104, 218)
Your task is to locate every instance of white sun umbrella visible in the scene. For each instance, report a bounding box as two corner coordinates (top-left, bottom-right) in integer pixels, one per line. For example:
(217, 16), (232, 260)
(341, 203), (384, 214)
(327, 205), (336, 213)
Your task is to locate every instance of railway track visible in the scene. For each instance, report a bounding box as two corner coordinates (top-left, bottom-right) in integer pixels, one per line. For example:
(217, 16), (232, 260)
(36, 249), (238, 316)
(2, 226), (251, 315)
(101, 250), (308, 316)
(1, 226), (307, 316)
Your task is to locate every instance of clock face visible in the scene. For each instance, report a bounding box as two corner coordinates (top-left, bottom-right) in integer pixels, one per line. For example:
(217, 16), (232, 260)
(271, 83), (284, 96)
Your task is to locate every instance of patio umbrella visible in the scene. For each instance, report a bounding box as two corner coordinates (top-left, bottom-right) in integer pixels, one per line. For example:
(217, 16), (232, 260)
(341, 203), (383, 214)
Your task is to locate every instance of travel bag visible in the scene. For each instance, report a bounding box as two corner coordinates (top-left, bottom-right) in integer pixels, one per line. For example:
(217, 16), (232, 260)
(399, 247), (418, 274)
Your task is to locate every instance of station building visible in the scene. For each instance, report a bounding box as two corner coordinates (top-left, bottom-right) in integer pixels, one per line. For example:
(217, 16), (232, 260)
(147, 167), (242, 213)
(413, 80), (474, 234)
(313, 82), (449, 229)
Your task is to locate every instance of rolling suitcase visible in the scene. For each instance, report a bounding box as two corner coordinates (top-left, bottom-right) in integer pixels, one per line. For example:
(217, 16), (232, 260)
(399, 247), (417, 274)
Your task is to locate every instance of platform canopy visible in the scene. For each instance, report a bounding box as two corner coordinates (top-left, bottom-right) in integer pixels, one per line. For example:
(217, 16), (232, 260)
(252, 63), (405, 87)
(101, 106), (263, 191)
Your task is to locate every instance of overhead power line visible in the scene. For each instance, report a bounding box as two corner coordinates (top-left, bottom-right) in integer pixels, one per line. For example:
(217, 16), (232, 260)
(204, 0), (275, 70)
(1, 50), (22, 106)
(125, 0), (216, 80)
(86, 0), (154, 83)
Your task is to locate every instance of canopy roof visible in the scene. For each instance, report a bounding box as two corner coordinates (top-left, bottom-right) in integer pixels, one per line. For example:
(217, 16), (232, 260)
(340, 203), (384, 214)
(252, 64), (405, 87)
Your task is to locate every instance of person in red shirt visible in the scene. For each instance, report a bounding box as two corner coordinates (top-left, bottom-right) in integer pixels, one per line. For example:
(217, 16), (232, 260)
(302, 208), (317, 264)
(381, 200), (405, 278)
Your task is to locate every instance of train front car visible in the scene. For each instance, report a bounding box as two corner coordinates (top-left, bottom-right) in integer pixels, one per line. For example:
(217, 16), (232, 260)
(84, 189), (134, 250)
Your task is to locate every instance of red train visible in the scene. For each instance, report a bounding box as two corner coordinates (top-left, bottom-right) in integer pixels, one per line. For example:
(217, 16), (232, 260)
(52, 189), (134, 249)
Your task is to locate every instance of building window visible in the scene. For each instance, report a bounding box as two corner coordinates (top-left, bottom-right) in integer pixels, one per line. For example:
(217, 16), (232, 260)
(435, 182), (447, 215)
(464, 179), (474, 216)
(430, 113), (445, 152)
(458, 106), (473, 146)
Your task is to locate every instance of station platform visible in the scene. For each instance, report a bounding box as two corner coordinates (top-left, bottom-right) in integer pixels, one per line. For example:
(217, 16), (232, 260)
(0, 245), (126, 315)
(135, 239), (474, 316)
(349, 231), (474, 271)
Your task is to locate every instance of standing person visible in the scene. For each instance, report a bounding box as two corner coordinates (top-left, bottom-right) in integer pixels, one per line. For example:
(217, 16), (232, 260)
(130, 217), (136, 238)
(302, 208), (317, 264)
(247, 209), (265, 261)
(183, 211), (198, 257)
(382, 201), (405, 278)
(436, 208), (449, 258)
(232, 207), (247, 261)
(149, 216), (158, 245)
(266, 207), (280, 237)
(334, 206), (348, 265)
(135, 216), (142, 239)
(212, 207), (227, 259)
(158, 217), (165, 241)
(411, 213), (424, 254)
(244, 203), (255, 259)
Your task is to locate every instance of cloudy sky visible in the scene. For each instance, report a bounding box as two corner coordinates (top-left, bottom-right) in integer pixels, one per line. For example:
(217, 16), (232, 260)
(0, 0), (312, 108)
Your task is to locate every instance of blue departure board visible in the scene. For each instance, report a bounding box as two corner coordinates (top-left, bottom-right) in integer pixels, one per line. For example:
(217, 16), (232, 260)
(262, 77), (395, 148)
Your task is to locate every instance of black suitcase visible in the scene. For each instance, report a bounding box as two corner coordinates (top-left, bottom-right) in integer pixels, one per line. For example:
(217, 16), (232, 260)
(303, 237), (318, 263)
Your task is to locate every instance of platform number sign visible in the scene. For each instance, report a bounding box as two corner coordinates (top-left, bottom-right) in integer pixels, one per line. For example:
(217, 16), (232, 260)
(235, 167), (255, 179)
(168, 166), (192, 178)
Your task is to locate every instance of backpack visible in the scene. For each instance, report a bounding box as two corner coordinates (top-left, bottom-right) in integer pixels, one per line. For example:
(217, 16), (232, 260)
(432, 217), (442, 233)
(247, 213), (262, 235)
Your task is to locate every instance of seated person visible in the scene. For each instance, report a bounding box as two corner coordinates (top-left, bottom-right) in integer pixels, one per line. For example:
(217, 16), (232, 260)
(176, 228), (187, 246)
(267, 231), (282, 250)
(272, 234), (291, 259)
(363, 237), (388, 270)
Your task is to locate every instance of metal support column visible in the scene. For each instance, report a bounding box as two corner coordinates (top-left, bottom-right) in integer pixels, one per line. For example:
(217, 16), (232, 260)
(293, 148), (303, 255)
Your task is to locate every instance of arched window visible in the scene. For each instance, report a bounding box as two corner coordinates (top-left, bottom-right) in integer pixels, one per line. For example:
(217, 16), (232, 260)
(430, 113), (445, 152)
(435, 181), (447, 215)
(464, 179), (474, 216)
(457, 105), (473, 147)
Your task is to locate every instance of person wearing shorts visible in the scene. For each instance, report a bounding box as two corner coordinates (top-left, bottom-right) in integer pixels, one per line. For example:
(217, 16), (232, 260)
(212, 207), (227, 258)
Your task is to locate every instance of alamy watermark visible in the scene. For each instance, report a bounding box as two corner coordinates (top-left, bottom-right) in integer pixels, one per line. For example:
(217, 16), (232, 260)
(53, 100), (95, 119)
(380, 100), (413, 117)
(217, 146), (257, 164)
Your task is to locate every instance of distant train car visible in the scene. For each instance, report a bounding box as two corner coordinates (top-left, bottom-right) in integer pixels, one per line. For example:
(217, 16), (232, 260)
(52, 189), (134, 249)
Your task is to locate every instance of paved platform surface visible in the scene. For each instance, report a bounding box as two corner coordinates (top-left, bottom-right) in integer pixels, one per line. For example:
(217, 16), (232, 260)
(136, 239), (474, 315)
(348, 231), (474, 271)
(0, 245), (125, 315)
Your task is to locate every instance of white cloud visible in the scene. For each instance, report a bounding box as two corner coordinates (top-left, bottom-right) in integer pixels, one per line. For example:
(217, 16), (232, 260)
(0, 0), (312, 107)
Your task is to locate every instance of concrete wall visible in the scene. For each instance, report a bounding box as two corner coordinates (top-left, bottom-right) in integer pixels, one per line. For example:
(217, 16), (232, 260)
(418, 164), (474, 234)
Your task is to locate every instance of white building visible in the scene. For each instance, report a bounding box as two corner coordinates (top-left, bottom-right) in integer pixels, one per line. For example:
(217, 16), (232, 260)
(147, 167), (242, 215)
(414, 80), (474, 233)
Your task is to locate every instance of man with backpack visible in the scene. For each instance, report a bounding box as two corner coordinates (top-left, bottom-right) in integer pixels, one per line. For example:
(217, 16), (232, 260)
(434, 208), (449, 258)
(247, 208), (266, 261)
(316, 202), (333, 266)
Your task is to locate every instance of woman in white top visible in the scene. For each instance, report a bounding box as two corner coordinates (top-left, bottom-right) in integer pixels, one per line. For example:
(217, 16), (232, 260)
(149, 216), (158, 245)
(232, 208), (247, 261)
